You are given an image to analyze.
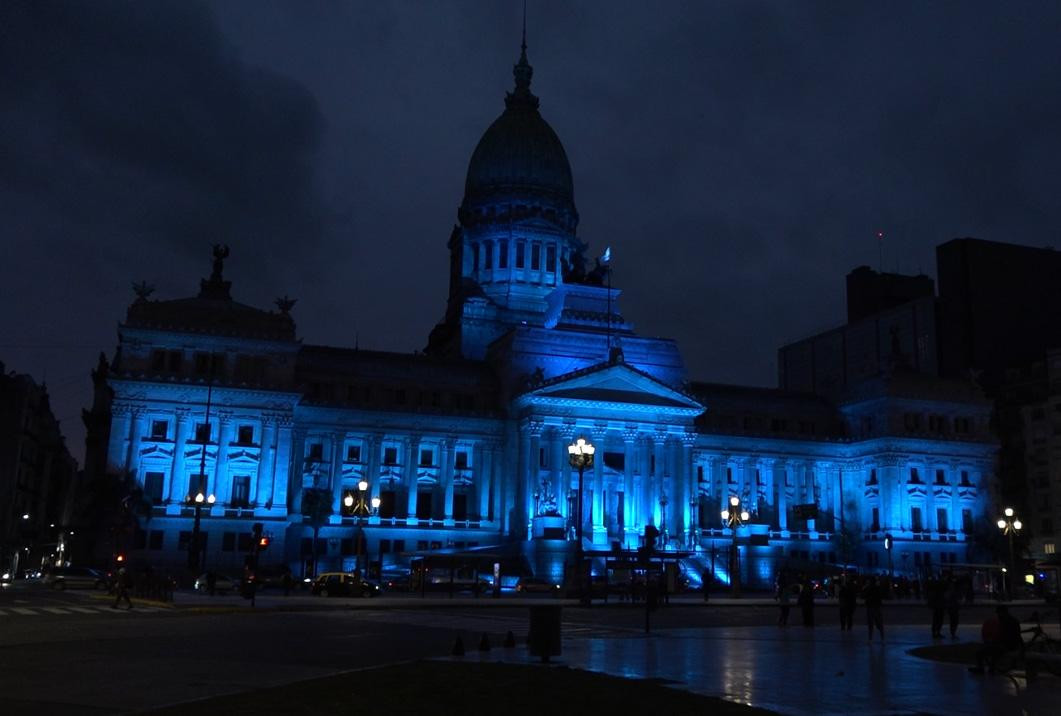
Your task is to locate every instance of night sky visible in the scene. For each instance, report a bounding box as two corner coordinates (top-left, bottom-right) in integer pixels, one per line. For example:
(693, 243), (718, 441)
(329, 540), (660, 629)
(3, 0), (1061, 463)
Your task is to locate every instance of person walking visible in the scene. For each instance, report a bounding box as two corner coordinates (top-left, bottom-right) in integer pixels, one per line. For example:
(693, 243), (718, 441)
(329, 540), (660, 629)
(839, 576), (857, 631)
(927, 577), (946, 639)
(945, 576), (961, 639)
(863, 576), (884, 641)
(112, 567), (133, 610)
(798, 577), (815, 627)
(777, 580), (792, 626)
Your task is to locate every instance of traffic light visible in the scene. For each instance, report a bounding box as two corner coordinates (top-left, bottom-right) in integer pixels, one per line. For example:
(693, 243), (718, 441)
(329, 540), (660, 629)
(115, 553), (126, 563)
(258, 536), (270, 551)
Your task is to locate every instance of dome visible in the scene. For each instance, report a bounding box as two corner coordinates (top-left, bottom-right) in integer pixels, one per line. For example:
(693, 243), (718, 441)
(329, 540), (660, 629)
(460, 46), (577, 231)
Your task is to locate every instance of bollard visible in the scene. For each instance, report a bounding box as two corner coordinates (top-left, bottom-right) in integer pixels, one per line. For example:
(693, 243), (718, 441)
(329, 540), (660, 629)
(452, 635), (465, 656)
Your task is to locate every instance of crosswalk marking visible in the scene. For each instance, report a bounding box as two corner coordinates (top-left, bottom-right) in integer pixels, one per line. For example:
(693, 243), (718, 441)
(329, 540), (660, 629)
(0, 604), (167, 617)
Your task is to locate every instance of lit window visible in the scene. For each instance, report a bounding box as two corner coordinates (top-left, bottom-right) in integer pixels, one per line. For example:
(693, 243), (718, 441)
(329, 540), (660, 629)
(1045, 543), (1056, 555)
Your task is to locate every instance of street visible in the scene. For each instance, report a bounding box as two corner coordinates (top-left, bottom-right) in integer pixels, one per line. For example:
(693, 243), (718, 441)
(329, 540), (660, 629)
(3, 581), (1060, 715)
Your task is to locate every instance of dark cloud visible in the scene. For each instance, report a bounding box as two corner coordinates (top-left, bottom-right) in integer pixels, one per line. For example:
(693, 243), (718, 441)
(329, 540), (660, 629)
(4, 1), (1061, 461)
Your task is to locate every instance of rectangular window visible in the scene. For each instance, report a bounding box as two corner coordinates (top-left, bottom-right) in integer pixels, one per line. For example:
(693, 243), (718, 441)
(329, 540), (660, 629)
(936, 508), (948, 533)
(531, 243), (541, 270)
(697, 465), (704, 481)
(484, 242), (493, 269)
(454, 451), (468, 469)
(871, 507), (880, 532)
(238, 533), (253, 552)
(379, 491), (396, 519)
(960, 470), (970, 486)
(188, 474), (208, 499)
(453, 493), (468, 522)
(151, 350), (166, 371)
(539, 447), (547, 469)
(384, 447), (398, 465)
(546, 244), (556, 272)
(420, 449), (433, 467)
(416, 490), (433, 520)
(195, 423), (212, 443)
(231, 475), (251, 508)
(911, 507), (923, 532)
(868, 469), (877, 485)
(237, 425), (254, 445)
(935, 469), (946, 485)
(144, 472), (165, 505)
(150, 420), (168, 439)
(308, 443), (323, 460)
(222, 532), (236, 552)
(194, 352), (210, 376)
(168, 350), (183, 373)
(602, 452), (625, 471)
(379, 539), (392, 554)
(1046, 543), (1056, 555)
(340, 538), (355, 556)
(909, 467), (920, 483)
(962, 508), (973, 533)
(499, 240), (508, 268)
(516, 241), (525, 268)
(726, 467), (734, 483)
(149, 530), (164, 551)
(346, 443), (361, 462)
(1043, 519), (1055, 535)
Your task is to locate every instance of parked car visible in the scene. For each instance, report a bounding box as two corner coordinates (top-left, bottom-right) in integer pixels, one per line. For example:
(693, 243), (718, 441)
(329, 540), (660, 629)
(516, 577), (562, 594)
(193, 573), (238, 595)
(311, 572), (380, 598)
(42, 567), (109, 590)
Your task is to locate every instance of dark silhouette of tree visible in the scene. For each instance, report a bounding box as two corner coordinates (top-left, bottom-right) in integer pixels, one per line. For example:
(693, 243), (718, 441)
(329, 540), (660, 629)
(73, 470), (152, 565)
(301, 488), (332, 579)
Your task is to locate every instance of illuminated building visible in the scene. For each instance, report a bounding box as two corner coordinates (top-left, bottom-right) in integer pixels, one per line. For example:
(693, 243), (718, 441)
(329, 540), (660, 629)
(86, 42), (996, 587)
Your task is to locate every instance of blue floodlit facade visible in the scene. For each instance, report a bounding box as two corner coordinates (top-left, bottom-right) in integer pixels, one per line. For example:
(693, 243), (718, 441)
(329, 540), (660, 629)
(91, 45), (997, 589)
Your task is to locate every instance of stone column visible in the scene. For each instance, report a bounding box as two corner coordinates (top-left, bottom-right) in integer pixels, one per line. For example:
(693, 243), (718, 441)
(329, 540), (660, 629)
(558, 424), (575, 521)
(287, 427), (305, 515)
(775, 460), (789, 532)
(128, 411), (147, 479)
(476, 442), (490, 521)
(330, 431), (346, 520)
(622, 428), (638, 531)
(254, 419), (277, 507)
(678, 433), (695, 541)
(442, 437), (456, 523)
(212, 414), (234, 513)
(269, 416), (292, 513)
(949, 462), (961, 535)
(718, 455), (731, 517)
(549, 429), (563, 515)
(169, 409), (192, 505)
(591, 428), (607, 537)
(878, 456), (901, 532)
(652, 433), (666, 530)
(404, 435), (419, 519)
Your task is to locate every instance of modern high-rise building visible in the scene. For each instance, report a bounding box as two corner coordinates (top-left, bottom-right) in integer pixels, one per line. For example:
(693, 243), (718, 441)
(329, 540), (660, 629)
(84, 43), (996, 588)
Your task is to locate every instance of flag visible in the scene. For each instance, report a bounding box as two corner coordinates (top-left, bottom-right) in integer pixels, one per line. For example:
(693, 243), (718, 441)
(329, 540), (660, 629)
(600, 246), (611, 264)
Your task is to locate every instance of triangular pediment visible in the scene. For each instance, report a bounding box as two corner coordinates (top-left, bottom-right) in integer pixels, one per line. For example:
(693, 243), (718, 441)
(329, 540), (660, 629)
(517, 362), (704, 415)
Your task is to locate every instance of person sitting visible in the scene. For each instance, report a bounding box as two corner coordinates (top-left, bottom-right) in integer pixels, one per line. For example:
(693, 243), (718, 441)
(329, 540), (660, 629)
(969, 605), (1022, 674)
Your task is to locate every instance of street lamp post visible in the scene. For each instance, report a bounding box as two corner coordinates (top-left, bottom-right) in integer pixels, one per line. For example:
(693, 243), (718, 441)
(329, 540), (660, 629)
(689, 498), (700, 550)
(997, 507), (1022, 601)
(345, 480), (378, 576)
(187, 362), (216, 573)
(721, 495), (750, 597)
(567, 437), (595, 603)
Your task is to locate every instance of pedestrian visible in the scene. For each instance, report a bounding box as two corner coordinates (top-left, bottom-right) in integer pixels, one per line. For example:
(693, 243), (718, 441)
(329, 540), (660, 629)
(798, 577), (815, 627)
(863, 576), (884, 641)
(777, 580), (792, 626)
(927, 577), (945, 639)
(969, 606), (1022, 674)
(945, 576), (961, 639)
(839, 576), (857, 631)
(112, 567), (133, 610)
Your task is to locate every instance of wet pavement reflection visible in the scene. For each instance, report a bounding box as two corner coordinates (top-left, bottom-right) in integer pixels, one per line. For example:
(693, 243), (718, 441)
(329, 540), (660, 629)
(485, 624), (1060, 715)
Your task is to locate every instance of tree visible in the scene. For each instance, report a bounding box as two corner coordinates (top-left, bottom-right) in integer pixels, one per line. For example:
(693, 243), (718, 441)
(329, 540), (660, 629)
(72, 470), (152, 566)
(301, 488), (332, 579)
